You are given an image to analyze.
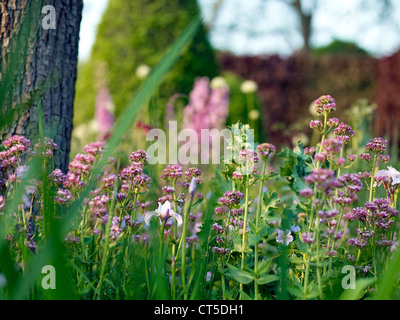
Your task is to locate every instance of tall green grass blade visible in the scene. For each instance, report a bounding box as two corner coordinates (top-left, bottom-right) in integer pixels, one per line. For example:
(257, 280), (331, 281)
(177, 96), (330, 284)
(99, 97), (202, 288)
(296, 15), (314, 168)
(0, 0), (46, 133)
(339, 278), (376, 300)
(190, 192), (217, 300)
(374, 247), (400, 300)
(61, 13), (202, 234)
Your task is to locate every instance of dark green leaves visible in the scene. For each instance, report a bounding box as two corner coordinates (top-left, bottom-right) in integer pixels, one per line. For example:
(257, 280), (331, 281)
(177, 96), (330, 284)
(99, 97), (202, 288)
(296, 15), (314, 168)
(278, 147), (311, 193)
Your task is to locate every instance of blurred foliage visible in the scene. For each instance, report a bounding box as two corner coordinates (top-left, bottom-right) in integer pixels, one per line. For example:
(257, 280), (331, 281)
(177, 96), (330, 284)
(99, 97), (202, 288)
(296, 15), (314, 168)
(74, 0), (219, 128)
(217, 44), (377, 149)
(222, 72), (263, 142)
(312, 39), (370, 57)
(377, 49), (400, 148)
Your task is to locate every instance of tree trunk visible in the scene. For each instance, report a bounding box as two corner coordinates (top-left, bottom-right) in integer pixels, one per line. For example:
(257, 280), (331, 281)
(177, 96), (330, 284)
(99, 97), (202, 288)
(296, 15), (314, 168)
(0, 0), (83, 172)
(292, 0), (312, 53)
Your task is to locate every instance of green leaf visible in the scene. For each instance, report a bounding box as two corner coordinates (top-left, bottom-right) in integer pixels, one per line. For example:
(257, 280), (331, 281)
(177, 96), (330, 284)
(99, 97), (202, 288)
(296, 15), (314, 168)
(60, 13), (203, 241)
(213, 168), (233, 194)
(257, 259), (273, 277)
(256, 274), (280, 285)
(227, 263), (254, 285)
(296, 239), (309, 254)
(79, 285), (93, 295)
(278, 147), (311, 193)
(288, 256), (304, 264)
(262, 191), (279, 210)
(239, 290), (253, 300)
(339, 278), (376, 300)
(374, 245), (400, 300)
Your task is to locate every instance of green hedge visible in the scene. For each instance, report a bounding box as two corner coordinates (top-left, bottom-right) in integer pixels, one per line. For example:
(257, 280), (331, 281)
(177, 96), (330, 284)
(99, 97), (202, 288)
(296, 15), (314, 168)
(74, 0), (219, 128)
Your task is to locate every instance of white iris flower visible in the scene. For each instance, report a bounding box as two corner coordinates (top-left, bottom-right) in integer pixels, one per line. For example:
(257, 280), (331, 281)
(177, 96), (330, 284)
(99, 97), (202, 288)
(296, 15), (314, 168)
(144, 201), (183, 227)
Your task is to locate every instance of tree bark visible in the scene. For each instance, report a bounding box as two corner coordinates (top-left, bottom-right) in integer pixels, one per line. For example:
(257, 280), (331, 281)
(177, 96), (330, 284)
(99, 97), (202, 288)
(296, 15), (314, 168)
(0, 0), (83, 172)
(291, 0), (312, 53)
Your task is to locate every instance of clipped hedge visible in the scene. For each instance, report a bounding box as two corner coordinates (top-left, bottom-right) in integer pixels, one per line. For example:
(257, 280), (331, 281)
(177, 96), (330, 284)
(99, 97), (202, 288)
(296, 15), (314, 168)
(217, 51), (378, 147)
(376, 49), (400, 143)
(74, 0), (218, 128)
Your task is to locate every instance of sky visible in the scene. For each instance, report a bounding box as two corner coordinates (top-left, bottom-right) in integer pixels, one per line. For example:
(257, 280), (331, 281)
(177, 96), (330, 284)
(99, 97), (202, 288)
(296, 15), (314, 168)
(79, 0), (109, 60)
(78, 0), (400, 61)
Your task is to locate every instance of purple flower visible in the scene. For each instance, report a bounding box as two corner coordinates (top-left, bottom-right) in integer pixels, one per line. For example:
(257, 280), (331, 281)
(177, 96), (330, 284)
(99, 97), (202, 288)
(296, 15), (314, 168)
(304, 147), (316, 157)
(161, 165), (183, 181)
(68, 160), (90, 174)
(257, 143), (276, 160)
(321, 138), (343, 154)
(48, 169), (65, 186)
(310, 120), (323, 131)
(3, 135), (31, 152)
(83, 142), (104, 156)
(218, 191), (244, 208)
(276, 229), (293, 246)
(184, 167), (202, 186)
(215, 205), (229, 215)
(238, 149), (259, 166)
(54, 188), (73, 205)
(365, 137), (388, 154)
(304, 168), (338, 195)
(232, 171), (243, 182)
(299, 187), (314, 198)
(0, 195), (5, 212)
(63, 171), (82, 190)
(314, 152), (326, 163)
(95, 86), (115, 139)
(290, 225), (300, 233)
(182, 77), (229, 156)
(129, 150), (150, 165)
(359, 153), (371, 161)
(327, 118), (339, 128)
(65, 234), (80, 244)
(301, 232), (315, 244)
(313, 95), (336, 115)
(333, 122), (355, 138)
(33, 137), (57, 158)
(347, 154), (356, 162)
(110, 216), (123, 241)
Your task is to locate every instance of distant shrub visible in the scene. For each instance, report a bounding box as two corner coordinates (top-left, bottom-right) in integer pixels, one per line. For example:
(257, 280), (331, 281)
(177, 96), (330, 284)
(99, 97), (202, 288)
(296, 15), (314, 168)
(74, 0), (219, 128)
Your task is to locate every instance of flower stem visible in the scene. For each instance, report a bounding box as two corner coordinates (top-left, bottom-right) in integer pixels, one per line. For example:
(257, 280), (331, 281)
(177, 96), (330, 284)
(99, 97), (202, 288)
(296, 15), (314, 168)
(171, 180), (178, 300)
(254, 161), (267, 300)
(369, 153), (378, 202)
(240, 179), (250, 300)
(181, 192), (194, 300)
(94, 171), (119, 300)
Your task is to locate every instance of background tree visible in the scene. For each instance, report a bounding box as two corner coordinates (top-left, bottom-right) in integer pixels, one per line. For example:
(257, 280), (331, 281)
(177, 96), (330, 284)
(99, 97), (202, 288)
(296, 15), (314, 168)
(0, 0), (83, 172)
(74, 0), (219, 129)
(202, 0), (400, 57)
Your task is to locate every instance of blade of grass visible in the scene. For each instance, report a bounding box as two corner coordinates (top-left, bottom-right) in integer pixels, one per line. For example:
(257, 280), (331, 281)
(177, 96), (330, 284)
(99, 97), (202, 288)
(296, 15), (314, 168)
(0, 0), (46, 132)
(61, 13), (203, 235)
(374, 246), (400, 300)
(0, 11), (202, 301)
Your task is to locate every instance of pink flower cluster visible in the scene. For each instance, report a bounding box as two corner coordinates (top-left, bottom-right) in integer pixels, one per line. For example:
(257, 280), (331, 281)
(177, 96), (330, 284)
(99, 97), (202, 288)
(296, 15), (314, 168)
(158, 164), (203, 211)
(182, 77), (229, 155)
(256, 143), (276, 161)
(345, 198), (399, 249)
(304, 168), (339, 196)
(33, 137), (58, 158)
(313, 95), (336, 115)
(365, 137), (388, 154)
(333, 174), (363, 206)
(161, 164), (183, 181)
(217, 191), (244, 209)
